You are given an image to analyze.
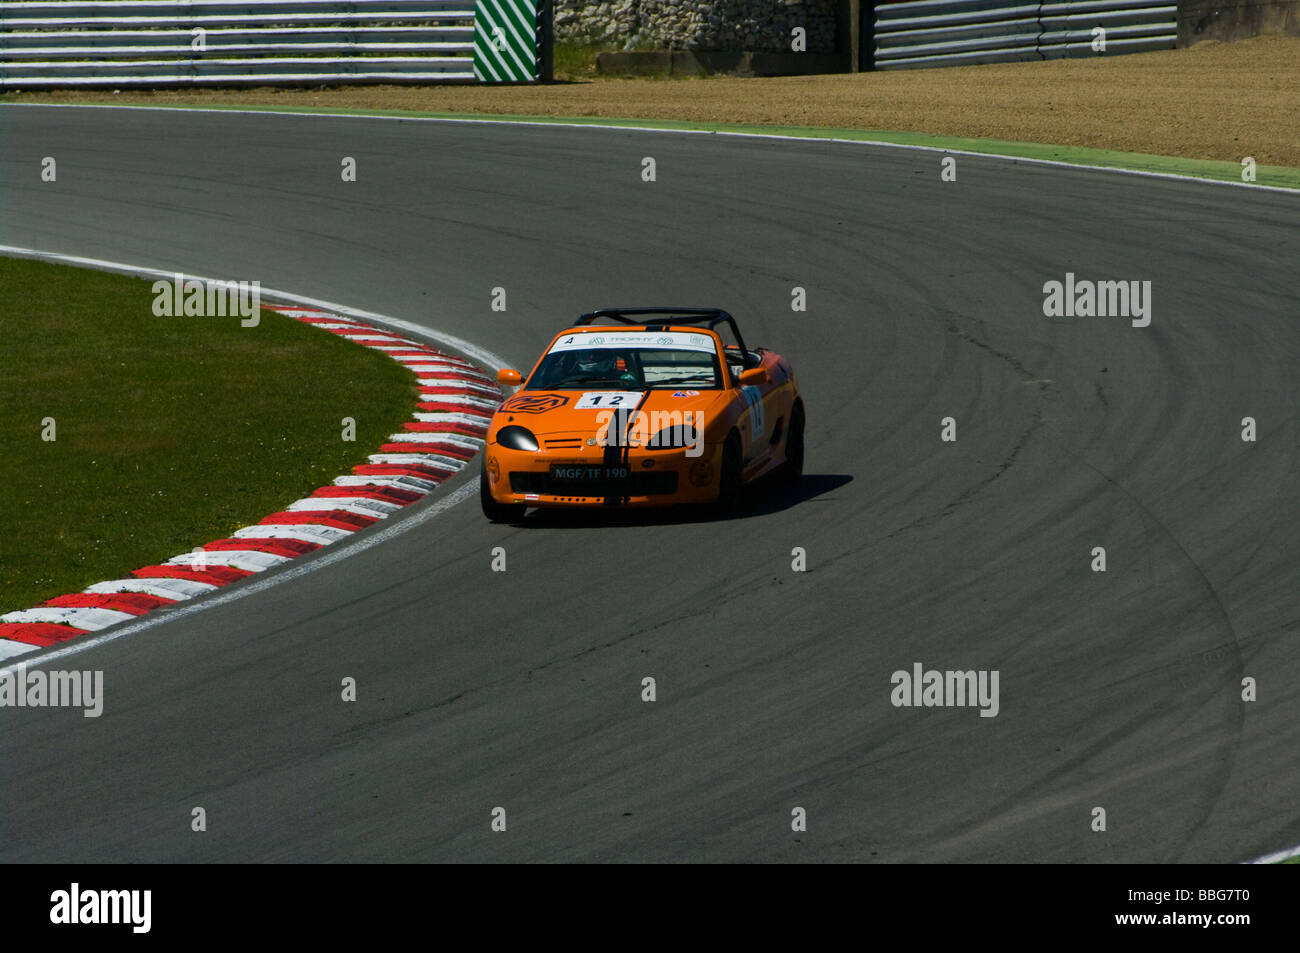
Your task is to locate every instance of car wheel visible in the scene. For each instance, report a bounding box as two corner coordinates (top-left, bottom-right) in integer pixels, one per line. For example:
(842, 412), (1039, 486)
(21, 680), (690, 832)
(714, 432), (744, 514)
(481, 461), (526, 523)
(778, 401), (805, 485)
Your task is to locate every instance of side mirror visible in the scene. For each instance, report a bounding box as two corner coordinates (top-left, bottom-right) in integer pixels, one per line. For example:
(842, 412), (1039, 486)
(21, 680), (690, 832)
(497, 368), (522, 387)
(738, 367), (767, 387)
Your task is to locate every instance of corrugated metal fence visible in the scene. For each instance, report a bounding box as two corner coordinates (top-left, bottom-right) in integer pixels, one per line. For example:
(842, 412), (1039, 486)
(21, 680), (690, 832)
(874, 0), (1178, 69)
(0, 0), (549, 87)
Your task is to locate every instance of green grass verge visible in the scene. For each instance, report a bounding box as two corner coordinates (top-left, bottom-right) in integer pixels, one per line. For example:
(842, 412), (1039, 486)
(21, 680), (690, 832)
(35, 101), (1300, 191)
(0, 257), (416, 616)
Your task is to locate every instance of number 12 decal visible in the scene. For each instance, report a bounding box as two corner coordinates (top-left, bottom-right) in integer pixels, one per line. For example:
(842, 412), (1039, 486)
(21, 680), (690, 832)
(576, 391), (645, 409)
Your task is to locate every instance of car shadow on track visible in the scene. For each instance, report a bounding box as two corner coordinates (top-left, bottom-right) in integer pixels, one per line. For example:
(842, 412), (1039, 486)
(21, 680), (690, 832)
(514, 473), (853, 529)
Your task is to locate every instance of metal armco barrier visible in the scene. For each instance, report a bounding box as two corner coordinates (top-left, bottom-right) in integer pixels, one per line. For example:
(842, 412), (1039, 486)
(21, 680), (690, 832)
(874, 0), (1178, 69)
(0, 0), (550, 87)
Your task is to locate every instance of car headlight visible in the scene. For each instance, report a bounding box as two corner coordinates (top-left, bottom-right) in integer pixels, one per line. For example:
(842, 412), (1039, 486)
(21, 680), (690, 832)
(496, 425), (539, 452)
(647, 425), (697, 450)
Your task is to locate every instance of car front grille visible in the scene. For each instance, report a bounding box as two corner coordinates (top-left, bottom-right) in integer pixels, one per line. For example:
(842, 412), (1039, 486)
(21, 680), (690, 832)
(510, 470), (679, 497)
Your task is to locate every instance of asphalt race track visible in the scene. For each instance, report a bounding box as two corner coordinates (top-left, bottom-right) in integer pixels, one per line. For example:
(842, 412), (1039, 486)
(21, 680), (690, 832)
(1, 105), (1297, 862)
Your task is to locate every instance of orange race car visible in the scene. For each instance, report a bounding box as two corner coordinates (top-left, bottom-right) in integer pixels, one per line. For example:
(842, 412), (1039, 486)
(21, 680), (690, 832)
(481, 308), (804, 520)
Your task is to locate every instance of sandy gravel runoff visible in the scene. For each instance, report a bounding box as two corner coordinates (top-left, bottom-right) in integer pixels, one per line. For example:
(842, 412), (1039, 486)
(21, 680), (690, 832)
(4, 36), (1298, 167)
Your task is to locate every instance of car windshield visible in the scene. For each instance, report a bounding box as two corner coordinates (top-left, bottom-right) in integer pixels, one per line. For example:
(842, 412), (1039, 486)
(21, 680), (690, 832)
(526, 332), (723, 391)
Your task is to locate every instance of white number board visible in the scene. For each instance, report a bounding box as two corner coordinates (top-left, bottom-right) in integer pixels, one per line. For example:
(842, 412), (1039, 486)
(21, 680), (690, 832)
(575, 391), (646, 409)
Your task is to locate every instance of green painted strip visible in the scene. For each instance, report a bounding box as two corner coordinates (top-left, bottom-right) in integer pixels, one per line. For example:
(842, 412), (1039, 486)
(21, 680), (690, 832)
(14, 100), (1297, 190)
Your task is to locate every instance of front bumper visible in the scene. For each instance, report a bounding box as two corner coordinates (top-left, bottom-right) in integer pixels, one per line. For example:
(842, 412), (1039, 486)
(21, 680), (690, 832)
(485, 445), (720, 507)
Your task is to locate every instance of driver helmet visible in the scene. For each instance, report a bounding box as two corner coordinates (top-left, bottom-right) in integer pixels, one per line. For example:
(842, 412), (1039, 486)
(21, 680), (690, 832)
(574, 349), (615, 375)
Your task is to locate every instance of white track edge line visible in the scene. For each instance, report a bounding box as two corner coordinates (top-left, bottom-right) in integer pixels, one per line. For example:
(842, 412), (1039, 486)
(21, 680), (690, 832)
(4, 101), (1298, 196)
(1245, 841), (1300, 864)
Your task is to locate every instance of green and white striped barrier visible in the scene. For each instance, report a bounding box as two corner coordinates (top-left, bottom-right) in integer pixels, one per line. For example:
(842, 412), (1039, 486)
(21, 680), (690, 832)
(473, 0), (542, 83)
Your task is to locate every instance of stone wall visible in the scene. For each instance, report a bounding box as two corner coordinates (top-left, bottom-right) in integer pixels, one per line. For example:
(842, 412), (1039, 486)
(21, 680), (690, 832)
(1177, 0), (1300, 45)
(554, 1), (839, 54)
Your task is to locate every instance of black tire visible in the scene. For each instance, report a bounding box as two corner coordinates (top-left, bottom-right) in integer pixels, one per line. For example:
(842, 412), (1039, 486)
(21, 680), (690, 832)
(778, 401), (805, 485)
(480, 461), (526, 523)
(714, 432), (744, 514)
